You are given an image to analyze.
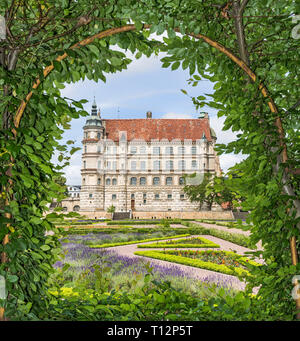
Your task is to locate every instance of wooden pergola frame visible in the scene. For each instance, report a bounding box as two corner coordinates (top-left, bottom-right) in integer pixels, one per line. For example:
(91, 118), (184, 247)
(1, 23), (299, 320)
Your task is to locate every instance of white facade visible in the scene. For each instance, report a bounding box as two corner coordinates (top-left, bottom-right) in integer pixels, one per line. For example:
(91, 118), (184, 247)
(80, 102), (221, 213)
(67, 185), (81, 198)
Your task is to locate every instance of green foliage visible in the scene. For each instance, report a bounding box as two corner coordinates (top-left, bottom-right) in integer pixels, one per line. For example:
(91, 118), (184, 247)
(106, 205), (116, 213)
(1, 0), (299, 320)
(44, 265), (271, 321)
(107, 220), (160, 225)
(159, 218), (171, 228)
(183, 172), (216, 210)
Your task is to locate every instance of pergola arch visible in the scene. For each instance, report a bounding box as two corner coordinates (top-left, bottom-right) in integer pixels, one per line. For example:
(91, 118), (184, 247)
(1, 22), (299, 321)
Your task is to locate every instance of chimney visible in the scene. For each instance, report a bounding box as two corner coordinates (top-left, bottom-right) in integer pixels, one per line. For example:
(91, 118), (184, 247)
(146, 111), (152, 119)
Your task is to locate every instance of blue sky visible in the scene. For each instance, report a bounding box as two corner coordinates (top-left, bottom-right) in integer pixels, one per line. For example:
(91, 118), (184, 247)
(59, 48), (246, 185)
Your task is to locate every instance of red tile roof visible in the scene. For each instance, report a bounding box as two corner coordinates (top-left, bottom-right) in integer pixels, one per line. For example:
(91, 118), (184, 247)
(103, 119), (212, 142)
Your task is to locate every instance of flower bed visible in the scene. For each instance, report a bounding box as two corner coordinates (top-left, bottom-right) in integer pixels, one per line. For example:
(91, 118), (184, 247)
(89, 234), (191, 248)
(137, 236), (220, 248)
(134, 249), (261, 277)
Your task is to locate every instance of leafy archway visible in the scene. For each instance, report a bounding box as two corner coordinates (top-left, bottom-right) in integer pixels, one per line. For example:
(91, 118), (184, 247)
(1, 0), (299, 320)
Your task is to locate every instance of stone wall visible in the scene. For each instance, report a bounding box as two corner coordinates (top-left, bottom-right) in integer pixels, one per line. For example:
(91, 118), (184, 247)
(60, 198), (80, 212)
(72, 210), (233, 220)
(132, 210), (234, 220)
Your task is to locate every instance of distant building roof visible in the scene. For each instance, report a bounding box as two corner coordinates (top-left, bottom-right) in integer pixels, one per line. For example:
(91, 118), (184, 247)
(103, 118), (213, 142)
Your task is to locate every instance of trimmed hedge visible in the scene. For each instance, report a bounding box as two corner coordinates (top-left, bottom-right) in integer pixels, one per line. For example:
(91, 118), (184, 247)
(195, 219), (251, 231)
(134, 249), (261, 277)
(89, 234), (191, 248)
(108, 221), (160, 225)
(107, 219), (184, 225)
(137, 236), (220, 248)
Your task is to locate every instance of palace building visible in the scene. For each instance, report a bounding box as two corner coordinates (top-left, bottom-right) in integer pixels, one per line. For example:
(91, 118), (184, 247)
(79, 100), (222, 214)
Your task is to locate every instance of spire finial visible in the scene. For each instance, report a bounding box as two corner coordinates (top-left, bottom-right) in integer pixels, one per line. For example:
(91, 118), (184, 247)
(91, 97), (97, 116)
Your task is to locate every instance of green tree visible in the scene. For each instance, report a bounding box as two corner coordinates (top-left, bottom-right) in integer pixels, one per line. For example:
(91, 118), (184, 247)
(184, 172), (217, 210)
(107, 205), (116, 214)
(209, 175), (243, 211)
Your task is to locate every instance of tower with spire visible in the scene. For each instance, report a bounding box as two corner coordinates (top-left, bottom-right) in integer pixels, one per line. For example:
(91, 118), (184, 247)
(80, 98), (105, 212)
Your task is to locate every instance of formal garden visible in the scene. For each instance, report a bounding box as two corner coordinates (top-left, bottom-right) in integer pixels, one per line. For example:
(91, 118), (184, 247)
(0, 0), (299, 322)
(41, 218), (266, 321)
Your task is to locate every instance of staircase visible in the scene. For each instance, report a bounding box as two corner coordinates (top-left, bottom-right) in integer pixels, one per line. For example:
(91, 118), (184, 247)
(112, 212), (131, 220)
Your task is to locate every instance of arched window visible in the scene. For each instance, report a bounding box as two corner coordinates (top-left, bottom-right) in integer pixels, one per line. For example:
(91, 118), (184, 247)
(62, 207), (68, 212)
(140, 177), (146, 185)
(73, 205), (80, 211)
(112, 178), (117, 185)
(166, 177), (173, 185)
(82, 178), (86, 185)
(130, 177), (137, 186)
(179, 177), (185, 185)
(83, 161), (86, 169)
(106, 178), (111, 185)
(97, 178), (101, 185)
(153, 177), (160, 186)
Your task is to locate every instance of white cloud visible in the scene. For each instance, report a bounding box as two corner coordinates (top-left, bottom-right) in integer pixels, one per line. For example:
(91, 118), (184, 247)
(219, 153), (247, 174)
(209, 115), (238, 145)
(209, 114), (248, 173)
(64, 163), (82, 185)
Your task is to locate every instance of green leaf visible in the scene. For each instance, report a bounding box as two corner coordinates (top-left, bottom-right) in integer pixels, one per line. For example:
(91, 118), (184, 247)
(110, 57), (123, 66)
(7, 275), (18, 283)
(171, 61), (180, 70)
(88, 45), (100, 57)
(40, 245), (51, 251)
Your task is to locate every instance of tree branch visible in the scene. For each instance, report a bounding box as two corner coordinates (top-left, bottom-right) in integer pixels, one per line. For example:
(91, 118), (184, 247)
(232, 0), (250, 66)
(285, 99), (300, 115)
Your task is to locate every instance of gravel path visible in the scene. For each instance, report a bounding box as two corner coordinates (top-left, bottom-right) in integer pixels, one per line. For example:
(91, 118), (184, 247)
(107, 234), (261, 293)
(191, 221), (263, 250)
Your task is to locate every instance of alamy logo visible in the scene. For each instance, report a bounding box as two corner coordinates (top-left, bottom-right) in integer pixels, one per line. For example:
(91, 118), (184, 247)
(0, 16), (5, 40)
(292, 15), (300, 39)
(291, 275), (300, 299)
(0, 275), (6, 301)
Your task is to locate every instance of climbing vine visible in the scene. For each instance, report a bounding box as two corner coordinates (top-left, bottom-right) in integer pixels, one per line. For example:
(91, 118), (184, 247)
(0, 0), (299, 320)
